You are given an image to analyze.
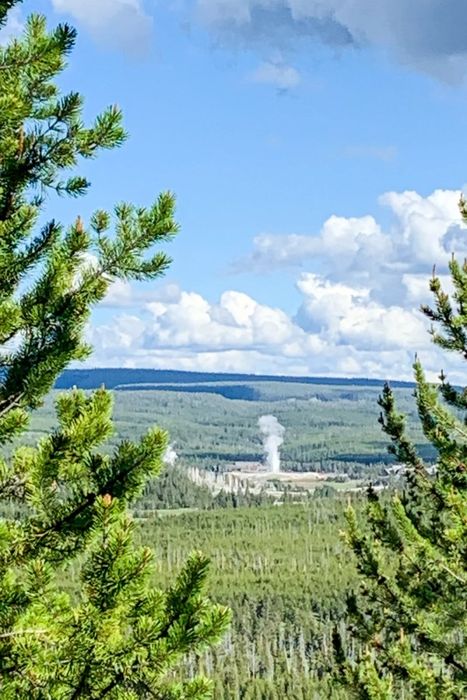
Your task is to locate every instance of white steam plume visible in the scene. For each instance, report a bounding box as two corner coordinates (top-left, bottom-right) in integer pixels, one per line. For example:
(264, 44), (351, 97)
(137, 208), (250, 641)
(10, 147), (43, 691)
(258, 415), (285, 474)
(163, 444), (178, 467)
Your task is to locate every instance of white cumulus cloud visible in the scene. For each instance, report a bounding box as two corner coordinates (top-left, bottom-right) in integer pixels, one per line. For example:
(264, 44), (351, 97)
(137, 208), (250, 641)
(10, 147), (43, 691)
(84, 188), (467, 383)
(51, 0), (153, 54)
(295, 274), (428, 352)
(235, 189), (464, 307)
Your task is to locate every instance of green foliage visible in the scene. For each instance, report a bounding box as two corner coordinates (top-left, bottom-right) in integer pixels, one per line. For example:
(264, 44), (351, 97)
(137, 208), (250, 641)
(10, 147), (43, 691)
(338, 206), (467, 697)
(0, 4), (229, 696)
(2, 497), (357, 699)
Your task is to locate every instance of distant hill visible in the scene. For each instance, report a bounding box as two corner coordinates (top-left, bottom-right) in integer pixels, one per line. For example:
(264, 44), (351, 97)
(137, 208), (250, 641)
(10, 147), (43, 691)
(55, 368), (415, 391)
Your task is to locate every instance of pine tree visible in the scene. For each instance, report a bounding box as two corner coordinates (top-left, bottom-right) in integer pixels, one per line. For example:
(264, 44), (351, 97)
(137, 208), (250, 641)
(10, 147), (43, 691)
(0, 4), (230, 697)
(335, 201), (467, 698)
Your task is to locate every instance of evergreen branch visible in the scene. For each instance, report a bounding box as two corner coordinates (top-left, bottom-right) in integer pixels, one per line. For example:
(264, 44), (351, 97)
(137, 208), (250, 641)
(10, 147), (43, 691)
(68, 663), (92, 700)
(0, 8), (229, 696)
(0, 392), (24, 417)
(0, 629), (47, 639)
(437, 563), (466, 586)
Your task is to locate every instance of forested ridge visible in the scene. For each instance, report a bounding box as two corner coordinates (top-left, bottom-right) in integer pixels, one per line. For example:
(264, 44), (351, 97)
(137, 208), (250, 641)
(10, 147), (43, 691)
(55, 368), (416, 391)
(15, 383), (435, 477)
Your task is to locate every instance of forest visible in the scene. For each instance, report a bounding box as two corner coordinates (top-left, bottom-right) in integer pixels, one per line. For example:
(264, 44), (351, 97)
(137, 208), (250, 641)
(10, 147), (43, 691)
(130, 500), (355, 699)
(52, 498), (356, 699)
(5, 378), (459, 697)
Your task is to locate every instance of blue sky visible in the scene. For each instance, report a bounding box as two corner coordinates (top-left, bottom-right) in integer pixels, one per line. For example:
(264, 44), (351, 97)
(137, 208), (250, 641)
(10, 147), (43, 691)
(6, 1), (467, 379)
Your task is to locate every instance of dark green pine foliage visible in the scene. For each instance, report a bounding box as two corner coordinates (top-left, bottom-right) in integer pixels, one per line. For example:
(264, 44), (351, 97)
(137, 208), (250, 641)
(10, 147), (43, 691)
(0, 4), (230, 698)
(336, 201), (467, 698)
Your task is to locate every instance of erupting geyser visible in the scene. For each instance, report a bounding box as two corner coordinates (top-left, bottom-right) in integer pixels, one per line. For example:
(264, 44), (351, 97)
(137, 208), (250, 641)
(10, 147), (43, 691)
(258, 415), (285, 474)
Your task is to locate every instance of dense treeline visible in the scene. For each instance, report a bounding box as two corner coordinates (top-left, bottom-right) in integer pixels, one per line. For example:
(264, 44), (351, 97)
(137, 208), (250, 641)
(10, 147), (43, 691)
(14, 498), (357, 697)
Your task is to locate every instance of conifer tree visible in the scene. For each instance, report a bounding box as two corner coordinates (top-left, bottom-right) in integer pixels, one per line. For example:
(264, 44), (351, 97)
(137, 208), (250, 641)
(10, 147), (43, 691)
(0, 3), (230, 697)
(335, 202), (467, 698)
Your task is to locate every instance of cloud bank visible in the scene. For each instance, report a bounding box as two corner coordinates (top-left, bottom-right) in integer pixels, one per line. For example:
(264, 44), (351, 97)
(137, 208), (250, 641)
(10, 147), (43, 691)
(37, 2), (467, 82)
(195, 0), (467, 81)
(87, 188), (466, 382)
(235, 189), (463, 300)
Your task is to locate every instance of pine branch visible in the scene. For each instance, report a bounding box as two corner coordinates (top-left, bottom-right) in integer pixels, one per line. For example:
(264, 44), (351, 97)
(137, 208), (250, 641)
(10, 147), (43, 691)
(0, 7), (229, 696)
